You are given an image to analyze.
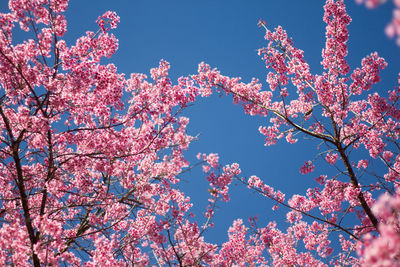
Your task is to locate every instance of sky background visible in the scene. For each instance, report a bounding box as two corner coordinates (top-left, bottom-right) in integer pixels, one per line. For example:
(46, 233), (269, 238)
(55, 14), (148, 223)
(2, 0), (400, 257)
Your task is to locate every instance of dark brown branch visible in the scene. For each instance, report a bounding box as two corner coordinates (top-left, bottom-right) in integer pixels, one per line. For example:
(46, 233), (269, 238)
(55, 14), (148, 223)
(0, 106), (40, 266)
(337, 143), (379, 230)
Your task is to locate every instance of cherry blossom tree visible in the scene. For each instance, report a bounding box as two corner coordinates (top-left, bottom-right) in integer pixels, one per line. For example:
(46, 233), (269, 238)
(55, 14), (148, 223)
(0, 0), (399, 266)
(0, 1), (208, 265)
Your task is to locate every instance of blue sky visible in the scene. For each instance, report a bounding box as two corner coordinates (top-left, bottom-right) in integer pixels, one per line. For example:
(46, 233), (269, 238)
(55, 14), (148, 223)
(3, 0), (400, 256)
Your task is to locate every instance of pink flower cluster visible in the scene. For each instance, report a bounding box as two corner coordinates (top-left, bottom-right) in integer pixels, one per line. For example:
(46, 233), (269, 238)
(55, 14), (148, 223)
(247, 175), (285, 204)
(300, 160), (315, 174)
(325, 153), (338, 164)
(358, 189), (400, 265)
(96, 11), (120, 33)
(198, 153), (240, 203)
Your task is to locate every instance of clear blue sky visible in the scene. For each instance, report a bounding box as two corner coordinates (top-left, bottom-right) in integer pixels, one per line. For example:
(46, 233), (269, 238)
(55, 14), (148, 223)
(3, 0), (400, 253)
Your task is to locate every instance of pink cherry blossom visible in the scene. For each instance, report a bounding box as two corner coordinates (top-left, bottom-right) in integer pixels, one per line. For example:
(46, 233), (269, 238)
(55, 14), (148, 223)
(300, 160), (315, 174)
(96, 11), (120, 33)
(325, 153), (339, 165)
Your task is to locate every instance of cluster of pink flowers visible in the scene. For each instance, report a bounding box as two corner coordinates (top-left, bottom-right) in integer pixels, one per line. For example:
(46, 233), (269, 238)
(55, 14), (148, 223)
(96, 11), (120, 33)
(300, 160), (315, 174)
(357, 189), (400, 266)
(247, 175), (286, 211)
(325, 153), (339, 164)
(386, 7), (400, 45)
